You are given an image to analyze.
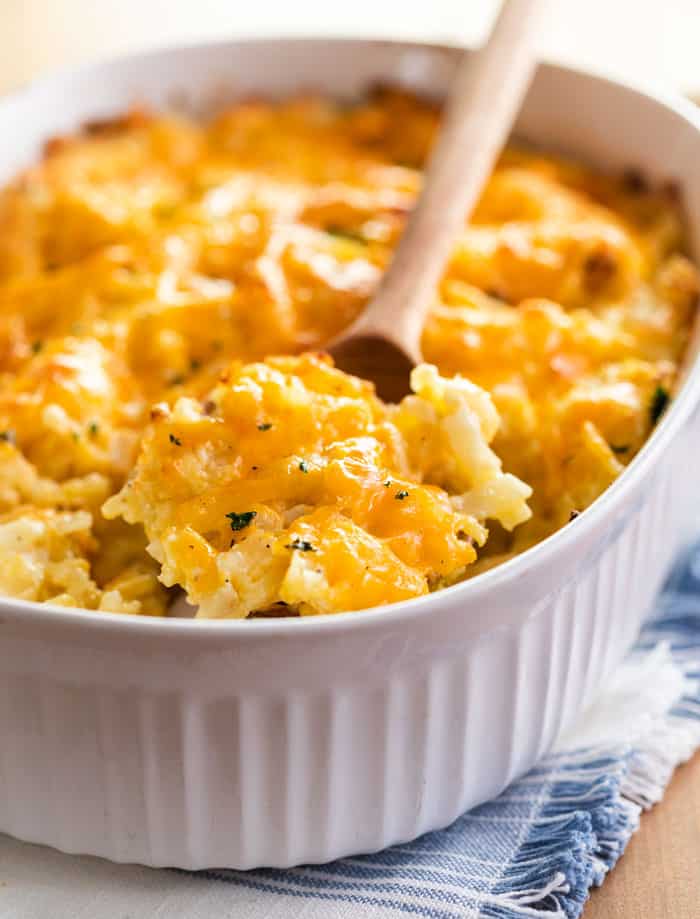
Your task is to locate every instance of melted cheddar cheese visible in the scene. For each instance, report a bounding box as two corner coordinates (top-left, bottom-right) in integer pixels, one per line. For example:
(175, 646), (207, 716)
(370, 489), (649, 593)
(0, 89), (696, 616)
(103, 356), (531, 617)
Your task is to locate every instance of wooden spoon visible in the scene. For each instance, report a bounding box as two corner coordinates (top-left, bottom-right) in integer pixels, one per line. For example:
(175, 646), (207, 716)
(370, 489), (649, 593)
(327, 0), (547, 401)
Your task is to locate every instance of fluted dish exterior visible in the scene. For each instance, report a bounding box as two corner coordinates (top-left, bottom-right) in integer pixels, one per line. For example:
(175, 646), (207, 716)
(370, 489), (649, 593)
(0, 39), (699, 870)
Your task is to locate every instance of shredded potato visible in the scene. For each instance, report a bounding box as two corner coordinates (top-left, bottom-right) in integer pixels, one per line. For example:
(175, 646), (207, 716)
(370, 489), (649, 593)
(0, 442), (167, 614)
(104, 355), (531, 616)
(0, 89), (696, 616)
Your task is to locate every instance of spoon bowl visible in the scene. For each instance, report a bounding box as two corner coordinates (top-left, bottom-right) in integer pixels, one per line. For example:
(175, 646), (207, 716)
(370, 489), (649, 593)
(328, 334), (418, 402)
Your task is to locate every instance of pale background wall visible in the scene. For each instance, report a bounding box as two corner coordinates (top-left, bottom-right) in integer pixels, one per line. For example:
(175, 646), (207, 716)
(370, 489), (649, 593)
(0, 0), (698, 95)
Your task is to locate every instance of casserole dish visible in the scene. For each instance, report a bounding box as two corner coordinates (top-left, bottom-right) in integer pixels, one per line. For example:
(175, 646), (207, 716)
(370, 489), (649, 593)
(0, 38), (699, 870)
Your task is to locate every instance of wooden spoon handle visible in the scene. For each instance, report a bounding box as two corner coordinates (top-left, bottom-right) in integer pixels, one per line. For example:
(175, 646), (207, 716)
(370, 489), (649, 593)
(355, 0), (547, 359)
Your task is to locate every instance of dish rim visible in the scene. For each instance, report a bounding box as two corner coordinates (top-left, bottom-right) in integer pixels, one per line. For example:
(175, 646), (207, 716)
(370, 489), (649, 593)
(1, 35), (699, 638)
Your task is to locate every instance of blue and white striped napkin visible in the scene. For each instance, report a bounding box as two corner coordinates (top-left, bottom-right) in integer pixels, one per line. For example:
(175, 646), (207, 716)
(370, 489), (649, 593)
(1, 543), (699, 919)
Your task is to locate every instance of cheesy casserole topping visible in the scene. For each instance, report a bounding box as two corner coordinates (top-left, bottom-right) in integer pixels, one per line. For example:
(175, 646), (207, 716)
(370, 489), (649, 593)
(103, 356), (530, 617)
(0, 89), (697, 617)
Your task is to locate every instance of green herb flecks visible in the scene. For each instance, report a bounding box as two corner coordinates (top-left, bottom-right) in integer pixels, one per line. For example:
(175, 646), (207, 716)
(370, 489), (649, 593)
(0, 430), (16, 444)
(298, 460), (309, 473)
(395, 490), (409, 500)
(285, 538), (316, 552)
(257, 422), (273, 432)
(169, 433), (182, 446)
(611, 444), (629, 455)
(88, 421), (99, 437)
(650, 386), (670, 425)
(226, 510), (257, 532)
(325, 225), (366, 244)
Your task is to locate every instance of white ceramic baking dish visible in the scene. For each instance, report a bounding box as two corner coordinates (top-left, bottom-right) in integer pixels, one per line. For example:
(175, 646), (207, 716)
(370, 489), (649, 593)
(0, 38), (699, 871)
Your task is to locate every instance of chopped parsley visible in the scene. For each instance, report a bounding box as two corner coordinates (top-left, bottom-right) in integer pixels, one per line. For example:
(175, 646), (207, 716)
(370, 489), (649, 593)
(170, 373), (186, 386)
(325, 225), (365, 244)
(190, 358), (202, 372)
(169, 433), (182, 446)
(226, 510), (257, 532)
(383, 479), (392, 487)
(611, 444), (629, 455)
(395, 490), (409, 500)
(650, 386), (670, 425)
(257, 422), (273, 431)
(298, 460), (309, 473)
(285, 538), (316, 552)
(31, 340), (43, 354)
(87, 421), (99, 437)
(569, 509), (581, 521)
(0, 430), (15, 444)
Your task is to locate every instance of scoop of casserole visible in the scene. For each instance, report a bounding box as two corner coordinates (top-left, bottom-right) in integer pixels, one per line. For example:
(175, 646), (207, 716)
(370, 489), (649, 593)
(104, 354), (531, 617)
